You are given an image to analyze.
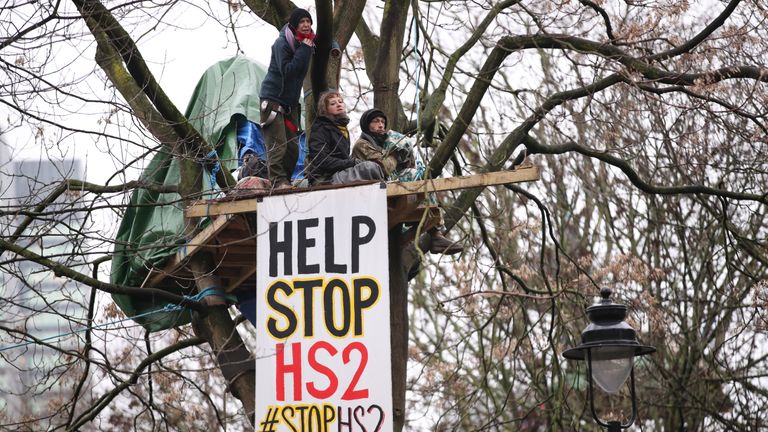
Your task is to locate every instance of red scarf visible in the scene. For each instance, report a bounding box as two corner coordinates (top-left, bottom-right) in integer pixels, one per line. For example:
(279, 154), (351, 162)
(295, 29), (315, 45)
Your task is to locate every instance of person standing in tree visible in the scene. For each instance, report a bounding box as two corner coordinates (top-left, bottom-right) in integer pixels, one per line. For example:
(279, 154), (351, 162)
(352, 109), (463, 255)
(307, 91), (384, 185)
(259, 8), (315, 189)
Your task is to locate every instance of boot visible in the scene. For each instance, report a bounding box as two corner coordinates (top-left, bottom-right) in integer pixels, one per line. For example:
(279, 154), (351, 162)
(416, 232), (432, 252)
(427, 229), (463, 255)
(272, 178), (293, 191)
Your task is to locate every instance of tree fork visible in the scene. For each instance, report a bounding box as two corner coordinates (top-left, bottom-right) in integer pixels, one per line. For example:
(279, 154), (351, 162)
(75, 0), (235, 189)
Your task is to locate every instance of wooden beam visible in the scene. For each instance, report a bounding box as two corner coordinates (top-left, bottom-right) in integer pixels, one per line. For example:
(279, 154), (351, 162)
(386, 165), (539, 196)
(226, 267), (258, 293)
(143, 214), (233, 287)
(185, 166), (540, 218)
(186, 198), (259, 218)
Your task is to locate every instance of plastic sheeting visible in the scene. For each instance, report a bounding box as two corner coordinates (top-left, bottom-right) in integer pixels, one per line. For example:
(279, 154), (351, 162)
(109, 56), (272, 331)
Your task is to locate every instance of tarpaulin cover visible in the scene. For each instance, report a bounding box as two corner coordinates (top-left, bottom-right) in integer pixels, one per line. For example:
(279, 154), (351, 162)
(109, 56), (268, 331)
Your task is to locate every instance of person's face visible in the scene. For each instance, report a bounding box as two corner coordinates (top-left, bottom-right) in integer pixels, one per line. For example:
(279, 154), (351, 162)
(297, 17), (312, 35)
(326, 96), (346, 116)
(368, 116), (386, 134)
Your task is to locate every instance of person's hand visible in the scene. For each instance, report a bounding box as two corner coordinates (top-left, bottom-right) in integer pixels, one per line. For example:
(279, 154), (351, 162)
(301, 38), (315, 48)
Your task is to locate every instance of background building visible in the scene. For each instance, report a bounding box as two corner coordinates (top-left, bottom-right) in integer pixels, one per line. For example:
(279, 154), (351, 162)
(0, 142), (88, 420)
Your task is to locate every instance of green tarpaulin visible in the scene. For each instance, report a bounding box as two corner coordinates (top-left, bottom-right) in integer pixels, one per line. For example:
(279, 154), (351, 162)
(109, 56), (267, 331)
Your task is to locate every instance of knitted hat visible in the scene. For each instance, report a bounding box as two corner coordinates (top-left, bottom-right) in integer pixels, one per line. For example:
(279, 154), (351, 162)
(288, 8), (312, 30)
(360, 109), (387, 135)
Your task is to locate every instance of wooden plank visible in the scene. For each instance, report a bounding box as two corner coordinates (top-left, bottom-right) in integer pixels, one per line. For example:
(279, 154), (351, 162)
(386, 165), (539, 197)
(389, 204), (441, 229)
(185, 166), (540, 218)
(187, 199), (259, 218)
(212, 235), (258, 247)
(154, 167), (541, 294)
(224, 216), (254, 234)
(400, 206), (441, 226)
(387, 194), (424, 227)
(143, 214), (233, 287)
(210, 267), (250, 278)
(226, 267), (258, 293)
(211, 252), (256, 265)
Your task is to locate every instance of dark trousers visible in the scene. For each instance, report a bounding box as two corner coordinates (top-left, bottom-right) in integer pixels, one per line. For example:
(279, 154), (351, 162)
(260, 100), (300, 183)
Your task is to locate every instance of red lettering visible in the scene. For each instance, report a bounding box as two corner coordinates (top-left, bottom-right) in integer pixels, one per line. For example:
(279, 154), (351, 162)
(341, 342), (369, 400)
(307, 341), (339, 398)
(276, 343), (303, 401)
(275, 342), (370, 401)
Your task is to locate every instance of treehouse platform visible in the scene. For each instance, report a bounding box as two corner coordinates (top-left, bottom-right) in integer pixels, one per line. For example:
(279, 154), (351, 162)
(140, 166), (540, 294)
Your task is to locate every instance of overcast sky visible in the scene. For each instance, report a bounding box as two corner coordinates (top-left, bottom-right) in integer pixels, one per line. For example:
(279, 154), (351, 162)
(1, 1), (317, 171)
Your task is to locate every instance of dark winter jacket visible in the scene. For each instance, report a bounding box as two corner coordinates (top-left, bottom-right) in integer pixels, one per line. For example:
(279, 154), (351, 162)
(308, 116), (357, 184)
(260, 25), (312, 108)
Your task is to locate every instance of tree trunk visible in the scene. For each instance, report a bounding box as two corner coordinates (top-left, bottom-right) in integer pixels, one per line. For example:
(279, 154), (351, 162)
(179, 157), (256, 427)
(189, 254), (257, 426)
(373, 0), (409, 131)
(389, 229), (409, 431)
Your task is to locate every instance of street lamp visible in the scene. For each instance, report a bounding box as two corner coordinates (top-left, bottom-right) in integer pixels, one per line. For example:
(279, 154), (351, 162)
(563, 288), (656, 432)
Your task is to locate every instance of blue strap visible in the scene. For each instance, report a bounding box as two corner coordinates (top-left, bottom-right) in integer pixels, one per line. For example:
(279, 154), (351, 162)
(205, 149), (221, 192)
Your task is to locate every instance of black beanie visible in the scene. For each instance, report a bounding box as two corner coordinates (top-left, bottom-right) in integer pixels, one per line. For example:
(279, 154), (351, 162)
(360, 109), (387, 135)
(288, 8), (312, 30)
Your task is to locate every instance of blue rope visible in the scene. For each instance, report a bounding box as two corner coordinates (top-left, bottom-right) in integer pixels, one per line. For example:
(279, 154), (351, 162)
(0, 288), (236, 353)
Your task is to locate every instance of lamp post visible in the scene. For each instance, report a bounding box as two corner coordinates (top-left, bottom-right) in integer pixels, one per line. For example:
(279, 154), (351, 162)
(563, 288), (656, 432)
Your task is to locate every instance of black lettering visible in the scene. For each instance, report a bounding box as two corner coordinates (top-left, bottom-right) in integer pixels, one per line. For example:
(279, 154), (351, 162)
(282, 406), (299, 432)
(269, 221), (293, 277)
(324, 278), (351, 337)
(323, 405), (336, 429)
(337, 406), (352, 432)
(367, 404), (385, 432)
(353, 406), (367, 431)
(294, 279), (323, 337)
(351, 216), (375, 273)
(353, 278), (379, 336)
(325, 217), (347, 273)
(298, 218), (320, 274)
(308, 405), (322, 432)
(295, 405), (309, 428)
(266, 281), (297, 339)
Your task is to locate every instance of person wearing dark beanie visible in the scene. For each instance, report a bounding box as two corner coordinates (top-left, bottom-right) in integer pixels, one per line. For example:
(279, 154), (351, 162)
(289, 8), (312, 30)
(259, 8), (315, 190)
(352, 109), (395, 174)
(351, 108), (464, 256)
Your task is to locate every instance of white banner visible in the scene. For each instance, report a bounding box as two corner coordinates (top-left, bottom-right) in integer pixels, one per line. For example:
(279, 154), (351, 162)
(255, 183), (393, 432)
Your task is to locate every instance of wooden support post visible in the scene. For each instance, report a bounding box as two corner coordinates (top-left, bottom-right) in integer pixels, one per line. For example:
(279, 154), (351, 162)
(178, 138), (255, 426)
(389, 229), (408, 431)
(189, 253), (257, 425)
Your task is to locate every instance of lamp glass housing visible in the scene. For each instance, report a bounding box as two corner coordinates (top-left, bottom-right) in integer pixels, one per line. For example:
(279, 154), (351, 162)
(590, 346), (635, 394)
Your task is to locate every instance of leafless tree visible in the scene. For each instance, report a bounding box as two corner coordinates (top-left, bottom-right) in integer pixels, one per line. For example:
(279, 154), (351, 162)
(1, 0), (766, 430)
